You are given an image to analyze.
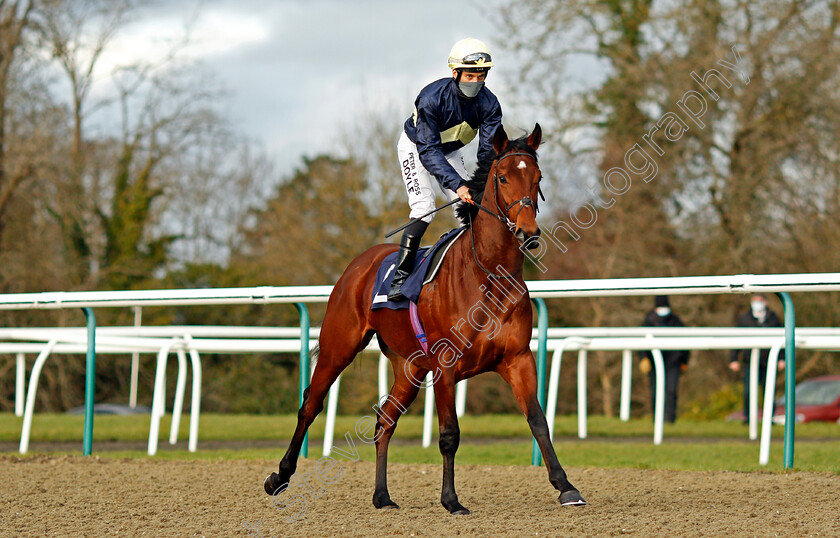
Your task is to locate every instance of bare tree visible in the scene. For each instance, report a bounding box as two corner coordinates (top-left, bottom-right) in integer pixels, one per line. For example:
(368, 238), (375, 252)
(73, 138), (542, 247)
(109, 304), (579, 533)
(494, 0), (840, 415)
(35, 0), (239, 289)
(0, 0), (37, 231)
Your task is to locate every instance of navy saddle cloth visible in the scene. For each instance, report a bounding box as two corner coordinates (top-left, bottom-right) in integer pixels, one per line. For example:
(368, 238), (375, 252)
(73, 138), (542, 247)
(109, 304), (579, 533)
(371, 227), (466, 310)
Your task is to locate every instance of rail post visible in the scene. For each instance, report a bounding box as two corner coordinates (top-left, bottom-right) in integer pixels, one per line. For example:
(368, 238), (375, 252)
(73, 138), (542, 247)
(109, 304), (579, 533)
(82, 307), (96, 456)
(295, 303), (311, 458)
(776, 292), (796, 469)
(531, 298), (548, 466)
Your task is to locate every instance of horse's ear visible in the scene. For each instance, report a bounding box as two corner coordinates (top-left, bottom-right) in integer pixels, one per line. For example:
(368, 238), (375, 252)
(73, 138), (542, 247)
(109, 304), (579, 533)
(527, 123), (542, 150)
(492, 125), (508, 155)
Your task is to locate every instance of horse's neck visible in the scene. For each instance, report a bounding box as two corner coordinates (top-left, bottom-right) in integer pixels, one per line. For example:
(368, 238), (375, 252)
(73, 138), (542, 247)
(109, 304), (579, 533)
(469, 208), (525, 278)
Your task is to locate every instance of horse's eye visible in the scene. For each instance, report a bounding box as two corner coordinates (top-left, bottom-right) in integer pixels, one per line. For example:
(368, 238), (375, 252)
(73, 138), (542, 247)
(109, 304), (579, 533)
(499, 175), (507, 184)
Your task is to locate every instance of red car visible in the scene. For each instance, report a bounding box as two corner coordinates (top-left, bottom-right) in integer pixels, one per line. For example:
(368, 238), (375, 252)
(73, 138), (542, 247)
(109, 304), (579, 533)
(772, 375), (840, 424)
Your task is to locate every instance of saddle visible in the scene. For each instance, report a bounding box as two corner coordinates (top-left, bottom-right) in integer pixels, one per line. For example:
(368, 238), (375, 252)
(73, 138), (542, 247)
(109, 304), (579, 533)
(371, 227), (466, 310)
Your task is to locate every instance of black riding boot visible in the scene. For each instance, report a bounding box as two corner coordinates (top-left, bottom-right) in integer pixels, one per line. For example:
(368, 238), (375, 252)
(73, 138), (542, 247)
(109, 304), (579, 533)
(387, 221), (427, 301)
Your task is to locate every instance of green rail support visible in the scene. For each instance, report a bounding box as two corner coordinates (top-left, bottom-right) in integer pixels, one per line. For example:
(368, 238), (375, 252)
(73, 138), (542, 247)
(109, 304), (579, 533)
(295, 303), (311, 459)
(82, 307), (96, 456)
(531, 298), (548, 466)
(776, 292), (796, 469)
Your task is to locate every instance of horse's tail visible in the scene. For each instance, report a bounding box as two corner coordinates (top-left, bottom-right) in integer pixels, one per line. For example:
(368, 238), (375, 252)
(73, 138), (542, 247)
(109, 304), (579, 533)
(309, 343), (320, 367)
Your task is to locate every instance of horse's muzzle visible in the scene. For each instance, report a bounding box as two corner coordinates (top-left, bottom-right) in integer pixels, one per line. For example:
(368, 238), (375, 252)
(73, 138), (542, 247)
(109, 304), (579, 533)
(515, 227), (541, 249)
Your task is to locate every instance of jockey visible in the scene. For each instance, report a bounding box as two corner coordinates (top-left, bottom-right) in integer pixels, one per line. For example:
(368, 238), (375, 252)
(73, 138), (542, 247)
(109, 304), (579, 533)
(388, 37), (503, 301)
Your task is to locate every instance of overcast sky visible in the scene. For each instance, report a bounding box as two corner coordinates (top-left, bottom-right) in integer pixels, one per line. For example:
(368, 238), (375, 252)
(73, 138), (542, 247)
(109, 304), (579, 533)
(89, 0), (514, 178)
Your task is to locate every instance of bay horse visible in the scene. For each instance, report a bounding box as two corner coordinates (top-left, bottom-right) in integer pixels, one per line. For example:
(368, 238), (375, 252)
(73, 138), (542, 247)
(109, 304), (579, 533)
(264, 123), (586, 514)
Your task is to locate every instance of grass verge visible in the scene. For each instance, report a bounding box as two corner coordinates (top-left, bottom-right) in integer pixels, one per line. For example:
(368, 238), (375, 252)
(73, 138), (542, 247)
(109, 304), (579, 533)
(1, 413), (838, 473)
(2, 412), (839, 443)
(5, 440), (839, 474)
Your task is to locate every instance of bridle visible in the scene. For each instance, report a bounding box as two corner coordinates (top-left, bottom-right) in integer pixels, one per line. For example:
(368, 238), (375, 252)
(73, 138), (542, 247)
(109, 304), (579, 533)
(470, 151), (541, 230)
(468, 150), (543, 279)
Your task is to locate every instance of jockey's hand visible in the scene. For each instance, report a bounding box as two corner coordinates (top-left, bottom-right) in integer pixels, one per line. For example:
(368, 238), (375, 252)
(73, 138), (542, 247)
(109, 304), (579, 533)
(729, 361), (740, 372)
(456, 185), (473, 203)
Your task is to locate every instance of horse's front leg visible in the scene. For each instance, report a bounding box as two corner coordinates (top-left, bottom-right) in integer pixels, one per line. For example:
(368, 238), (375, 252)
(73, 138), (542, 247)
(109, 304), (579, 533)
(433, 372), (470, 515)
(497, 352), (587, 506)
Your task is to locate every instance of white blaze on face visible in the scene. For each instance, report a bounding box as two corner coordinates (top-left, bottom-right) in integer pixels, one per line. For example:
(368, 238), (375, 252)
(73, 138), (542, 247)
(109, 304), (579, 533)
(517, 160), (527, 170)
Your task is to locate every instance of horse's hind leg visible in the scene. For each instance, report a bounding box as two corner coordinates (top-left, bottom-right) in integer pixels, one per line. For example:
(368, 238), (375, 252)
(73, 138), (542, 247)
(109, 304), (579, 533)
(264, 326), (373, 495)
(372, 349), (425, 509)
(497, 352), (586, 506)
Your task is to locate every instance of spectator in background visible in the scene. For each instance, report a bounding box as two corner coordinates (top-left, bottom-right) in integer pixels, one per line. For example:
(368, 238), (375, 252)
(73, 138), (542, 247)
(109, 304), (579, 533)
(729, 294), (786, 424)
(638, 295), (690, 423)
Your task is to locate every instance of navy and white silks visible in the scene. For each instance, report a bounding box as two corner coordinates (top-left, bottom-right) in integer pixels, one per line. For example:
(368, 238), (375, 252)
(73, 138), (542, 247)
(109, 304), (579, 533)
(398, 77), (502, 223)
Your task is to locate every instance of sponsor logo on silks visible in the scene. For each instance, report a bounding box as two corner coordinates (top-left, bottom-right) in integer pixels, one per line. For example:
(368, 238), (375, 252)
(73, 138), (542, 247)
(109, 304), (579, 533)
(439, 121), (478, 145)
(403, 153), (420, 194)
(406, 174), (420, 195)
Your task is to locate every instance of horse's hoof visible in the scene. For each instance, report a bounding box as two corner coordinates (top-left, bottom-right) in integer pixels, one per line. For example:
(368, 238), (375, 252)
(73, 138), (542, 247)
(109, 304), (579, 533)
(264, 472), (288, 495)
(559, 490), (587, 506)
(372, 494), (400, 510)
(444, 501), (471, 515)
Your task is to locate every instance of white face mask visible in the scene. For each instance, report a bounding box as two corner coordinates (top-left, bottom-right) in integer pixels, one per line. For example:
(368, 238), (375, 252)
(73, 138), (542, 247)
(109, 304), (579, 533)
(655, 306), (670, 317)
(751, 301), (767, 318)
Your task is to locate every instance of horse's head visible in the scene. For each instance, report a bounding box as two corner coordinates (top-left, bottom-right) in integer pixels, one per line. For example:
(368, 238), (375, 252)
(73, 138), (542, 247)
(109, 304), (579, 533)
(488, 123), (542, 248)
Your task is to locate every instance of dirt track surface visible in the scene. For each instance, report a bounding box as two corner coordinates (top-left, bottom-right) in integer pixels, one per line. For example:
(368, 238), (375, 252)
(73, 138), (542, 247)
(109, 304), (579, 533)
(1, 456), (838, 537)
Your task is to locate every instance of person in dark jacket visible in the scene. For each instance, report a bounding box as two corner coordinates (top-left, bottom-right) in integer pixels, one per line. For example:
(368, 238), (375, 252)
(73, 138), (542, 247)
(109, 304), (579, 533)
(638, 296), (690, 423)
(729, 294), (786, 423)
(388, 37), (503, 301)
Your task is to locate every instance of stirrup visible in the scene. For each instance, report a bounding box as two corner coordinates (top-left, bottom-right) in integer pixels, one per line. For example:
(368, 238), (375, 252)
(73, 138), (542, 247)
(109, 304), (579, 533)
(387, 287), (408, 302)
(387, 266), (411, 301)
(387, 269), (411, 300)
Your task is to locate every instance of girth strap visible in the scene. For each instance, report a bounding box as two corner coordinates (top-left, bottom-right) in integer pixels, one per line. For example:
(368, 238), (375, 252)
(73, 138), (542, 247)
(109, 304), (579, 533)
(408, 301), (429, 356)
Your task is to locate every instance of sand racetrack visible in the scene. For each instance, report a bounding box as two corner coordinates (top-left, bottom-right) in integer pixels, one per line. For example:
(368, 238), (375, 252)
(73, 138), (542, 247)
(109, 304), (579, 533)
(1, 455), (838, 537)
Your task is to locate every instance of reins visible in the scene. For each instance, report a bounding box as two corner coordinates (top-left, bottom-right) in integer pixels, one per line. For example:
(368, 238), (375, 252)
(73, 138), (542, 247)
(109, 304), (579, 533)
(467, 150), (540, 280)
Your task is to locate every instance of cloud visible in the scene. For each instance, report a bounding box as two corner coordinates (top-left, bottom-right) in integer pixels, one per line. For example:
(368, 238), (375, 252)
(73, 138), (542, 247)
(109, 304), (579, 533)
(91, 7), (269, 83)
(85, 0), (506, 177)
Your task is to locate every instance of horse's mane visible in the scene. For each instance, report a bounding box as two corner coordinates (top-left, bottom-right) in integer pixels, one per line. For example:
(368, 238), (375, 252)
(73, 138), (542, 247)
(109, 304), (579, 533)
(454, 133), (538, 226)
